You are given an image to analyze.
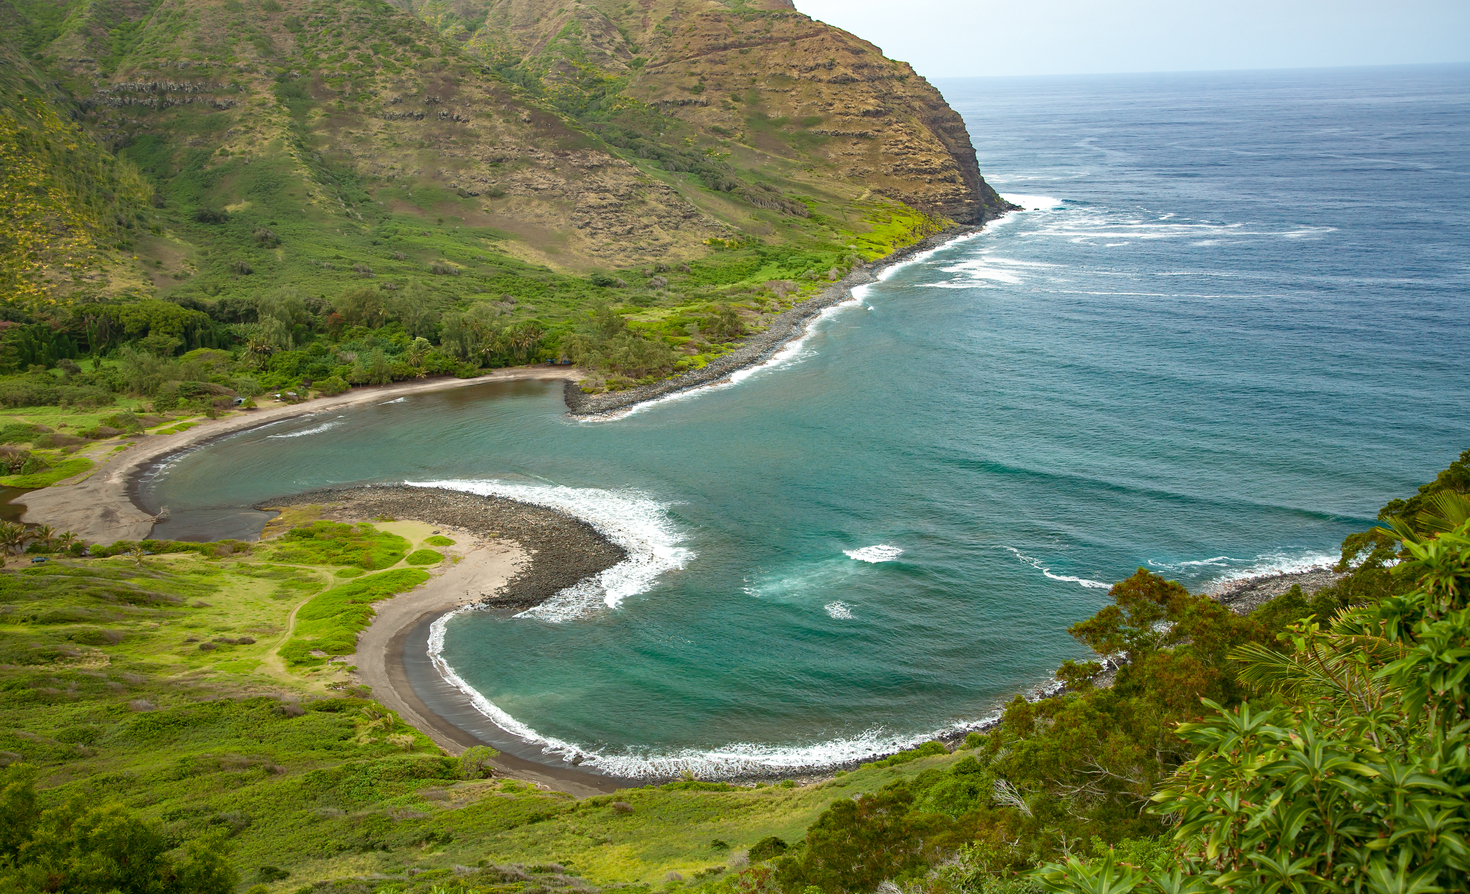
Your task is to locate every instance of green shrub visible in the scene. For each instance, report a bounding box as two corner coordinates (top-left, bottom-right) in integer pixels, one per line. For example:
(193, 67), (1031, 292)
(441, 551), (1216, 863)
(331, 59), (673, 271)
(278, 569), (429, 666)
(749, 835), (788, 862)
(404, 549), (443, 566)
(0, 764), (238, 893)
(423, 535), (455, 547)
(0, 423), (44, 445)
(268, 521), (408, 569)
(315, 376), (349, 397)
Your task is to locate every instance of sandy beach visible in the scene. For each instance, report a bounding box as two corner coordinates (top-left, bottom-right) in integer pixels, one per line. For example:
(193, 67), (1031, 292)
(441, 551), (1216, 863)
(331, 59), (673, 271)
(269, 486), (631, 796)
(14, 367), (580, 544)
(348, 535), (622, 797)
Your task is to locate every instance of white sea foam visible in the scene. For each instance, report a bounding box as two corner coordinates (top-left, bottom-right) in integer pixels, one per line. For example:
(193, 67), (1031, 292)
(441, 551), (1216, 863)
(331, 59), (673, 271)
(406, 478), (693, 620)
(872, 230), (987, 283)
(1004, 547), (1111, 589)
(1147, 550), (1341, 594)
(1148, 555), (1237, 570)
(1001, 194), (1065, 211)
(844, 544), (904, 563)
(1200, 550), (1340, 594)
(417, 628), (998, 777)
(825, 601), (854, 619)
(933, 260), (1023, 285)
(921, 252), (1063, 290)
(1028, 215), (1336, 246)
(267, 417), (343, 439)
(381, 397), (406, 405)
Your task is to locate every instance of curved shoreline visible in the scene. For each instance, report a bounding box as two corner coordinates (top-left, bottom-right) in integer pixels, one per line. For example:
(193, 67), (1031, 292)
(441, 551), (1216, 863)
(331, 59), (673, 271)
(268, 485), (634, 796)
(563, 225), (984, 417)
(15, 223), (996, 540)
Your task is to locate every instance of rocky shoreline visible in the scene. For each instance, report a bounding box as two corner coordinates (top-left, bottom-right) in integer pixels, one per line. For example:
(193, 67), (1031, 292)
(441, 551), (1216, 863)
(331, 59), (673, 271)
(261, 485), (625, 614)
(562, 226), (982, 417)
(1211, 565), (1344, 614)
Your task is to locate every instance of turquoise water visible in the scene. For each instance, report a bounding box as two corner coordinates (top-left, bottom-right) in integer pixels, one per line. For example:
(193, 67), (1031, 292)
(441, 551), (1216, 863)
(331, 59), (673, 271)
(144, 66), (1470, 777)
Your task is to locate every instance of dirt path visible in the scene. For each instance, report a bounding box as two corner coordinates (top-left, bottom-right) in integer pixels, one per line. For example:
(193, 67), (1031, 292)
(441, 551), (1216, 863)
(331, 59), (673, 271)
(258, 565), (337, 686)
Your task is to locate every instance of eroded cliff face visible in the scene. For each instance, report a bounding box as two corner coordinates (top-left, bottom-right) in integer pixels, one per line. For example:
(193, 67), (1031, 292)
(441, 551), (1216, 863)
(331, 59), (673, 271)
(624, 3), (1009, 223)
(394, 0), (1010, 223)
(3, 0), (1007, 304)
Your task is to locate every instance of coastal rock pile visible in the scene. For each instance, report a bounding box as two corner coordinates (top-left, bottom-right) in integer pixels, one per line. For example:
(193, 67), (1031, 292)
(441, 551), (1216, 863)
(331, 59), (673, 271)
(1212, 566), (1345, 614)
(262, 486), (625, 613)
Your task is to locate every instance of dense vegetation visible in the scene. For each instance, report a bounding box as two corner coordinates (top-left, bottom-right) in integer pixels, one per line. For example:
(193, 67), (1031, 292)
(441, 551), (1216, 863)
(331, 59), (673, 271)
(3, 438), (1464, 894)
(0, 0), (962, 413)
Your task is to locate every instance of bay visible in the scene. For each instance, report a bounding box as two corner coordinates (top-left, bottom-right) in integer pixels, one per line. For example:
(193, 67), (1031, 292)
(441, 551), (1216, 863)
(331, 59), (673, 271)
(144, 65), (1470, 776)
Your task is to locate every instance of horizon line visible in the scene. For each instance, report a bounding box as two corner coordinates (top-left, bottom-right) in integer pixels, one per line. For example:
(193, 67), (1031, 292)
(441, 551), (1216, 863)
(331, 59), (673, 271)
(925, 60), (1470, 81)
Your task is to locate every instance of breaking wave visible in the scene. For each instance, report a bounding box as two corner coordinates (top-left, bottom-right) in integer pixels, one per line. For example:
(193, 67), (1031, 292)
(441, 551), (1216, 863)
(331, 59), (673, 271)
(407, 478), (693, 620)
(844, 544), (904, 563)
(1004, 547), (1112, 589)
(266, 417), (343, 439)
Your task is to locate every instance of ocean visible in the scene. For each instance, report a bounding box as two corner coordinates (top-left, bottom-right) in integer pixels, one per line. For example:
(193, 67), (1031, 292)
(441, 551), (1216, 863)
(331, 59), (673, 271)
(143, 65), (1470, 777)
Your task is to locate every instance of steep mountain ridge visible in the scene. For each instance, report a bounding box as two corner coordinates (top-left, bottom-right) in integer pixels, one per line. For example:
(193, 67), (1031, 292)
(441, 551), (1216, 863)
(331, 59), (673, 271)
(37, 0), (726, 275)
(1, 0), (1008, 366)
(394, 0), (1009, 224)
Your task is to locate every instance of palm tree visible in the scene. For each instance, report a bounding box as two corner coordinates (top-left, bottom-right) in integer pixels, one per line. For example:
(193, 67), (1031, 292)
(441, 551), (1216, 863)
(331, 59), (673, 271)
(406, 337), (430, 369)
(32, 524), (55, 548)
(54, 531), (79, 552)
(0, 522), (25, 559)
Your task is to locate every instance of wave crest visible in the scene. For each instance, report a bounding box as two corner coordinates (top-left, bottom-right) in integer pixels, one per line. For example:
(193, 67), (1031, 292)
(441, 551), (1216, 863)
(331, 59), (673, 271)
(267, 417), (343, 439)
(408, 479), (692, 621)
(844, 544), (904, 563)
(1004, 547), (1111, 589)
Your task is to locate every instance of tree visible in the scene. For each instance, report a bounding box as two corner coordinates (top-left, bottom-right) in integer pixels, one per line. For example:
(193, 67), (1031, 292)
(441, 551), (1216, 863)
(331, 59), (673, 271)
(458, 745), (500, 780)
(406, 337), (431, 369)
(0, 764), (238, 894)
(1037, 520), (1470, 894)
(332, 288), (386, 329)
(0, 522), (25, 558)
(1068, 569), (1194, 657)
(385, 280), (439, 339)
(706, 304), (743, 340)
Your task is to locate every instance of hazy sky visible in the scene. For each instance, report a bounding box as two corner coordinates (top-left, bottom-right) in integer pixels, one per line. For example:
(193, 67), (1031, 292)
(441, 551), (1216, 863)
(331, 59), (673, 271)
(793, 0), (1470, 78)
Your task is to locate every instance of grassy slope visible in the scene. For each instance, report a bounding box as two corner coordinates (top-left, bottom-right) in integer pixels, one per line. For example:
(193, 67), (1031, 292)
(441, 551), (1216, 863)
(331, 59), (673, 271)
(0, 518), (973, 891)
(3, 0), (948, 305)
(0, 1), (155, 306)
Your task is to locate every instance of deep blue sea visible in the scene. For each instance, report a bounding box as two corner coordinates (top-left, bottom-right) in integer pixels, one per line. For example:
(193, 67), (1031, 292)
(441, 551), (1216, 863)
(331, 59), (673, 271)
(144, 65), (1470, 777)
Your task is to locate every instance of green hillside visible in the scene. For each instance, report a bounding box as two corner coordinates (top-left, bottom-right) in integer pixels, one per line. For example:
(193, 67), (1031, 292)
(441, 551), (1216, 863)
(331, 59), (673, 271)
(0, 0), (999, 419)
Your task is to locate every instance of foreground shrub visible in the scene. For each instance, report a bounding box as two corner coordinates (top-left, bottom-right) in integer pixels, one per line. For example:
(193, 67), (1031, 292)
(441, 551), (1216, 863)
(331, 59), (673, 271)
(1037, 519), (1470, 894)
(0, 764), (238, 893)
